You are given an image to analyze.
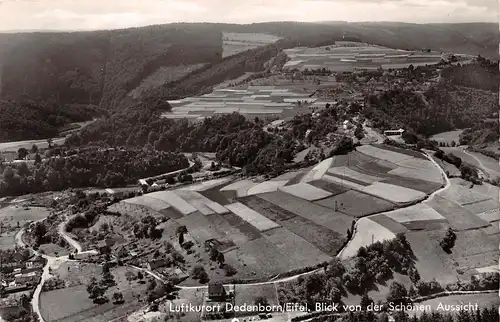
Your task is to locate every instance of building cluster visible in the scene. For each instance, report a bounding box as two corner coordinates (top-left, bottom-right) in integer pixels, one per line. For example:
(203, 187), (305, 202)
(1, 256), (44, 295)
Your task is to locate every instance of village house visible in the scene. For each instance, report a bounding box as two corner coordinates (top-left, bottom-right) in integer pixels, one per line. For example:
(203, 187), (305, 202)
(207, 282), (226, 301)
(14, 271), (39, 286)
(147, 259), (168, 271)
(97, 238), (115, 254)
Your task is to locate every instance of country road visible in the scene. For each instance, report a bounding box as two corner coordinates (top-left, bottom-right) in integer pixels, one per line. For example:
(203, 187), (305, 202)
(15, 216), (96, 322)
(58, 220), (83, 253)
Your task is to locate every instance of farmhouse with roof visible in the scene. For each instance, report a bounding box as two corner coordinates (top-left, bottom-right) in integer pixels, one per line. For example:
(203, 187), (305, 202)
(207, 282), (226, 301)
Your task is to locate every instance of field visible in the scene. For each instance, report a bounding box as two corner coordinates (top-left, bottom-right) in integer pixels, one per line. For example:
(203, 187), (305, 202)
(339, 217), (396, 259)
(429, 130), (464, 145)
(315, 190), (396, 217)
(0, 137), (66, 152)
(108, 144), (448, 282)
(225, 203), (280, 232)
(222, 32), (281, 58)
(0, 206), (50, 248)
(40, 264), (148, 322)
(162, 85), (329, 121)
(279, 183), (332, 201)
(283, 43), (442, 72)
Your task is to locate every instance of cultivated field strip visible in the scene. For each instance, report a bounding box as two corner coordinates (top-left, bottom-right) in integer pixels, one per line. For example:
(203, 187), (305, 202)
(476, 210), (500, 223)
(257, 191), (353, 235)
(388, 167), (443, 184)
(328, 166), (382, 184)
(361, 182), (427, 204)
(426, 195), (490, 231)
(121, 195), (171, 211)
(279, 183), (332, 201)
(300, 157), (334, 183)
(178, 177), (233, 191)
(357, 145), (414, 163)
(225, 202), (280, 231)
(246, 180), (288, 196)
(148, 191), (197, 215)
(384, 203), (446, 223)
(220, 179), (258, 198)
(315, 190), (396, 218)
(174, 190), (228, 215)
(322, 174), (366, 190)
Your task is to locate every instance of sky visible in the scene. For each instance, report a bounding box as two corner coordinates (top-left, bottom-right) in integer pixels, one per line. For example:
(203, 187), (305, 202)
(0, 0), (497, 31)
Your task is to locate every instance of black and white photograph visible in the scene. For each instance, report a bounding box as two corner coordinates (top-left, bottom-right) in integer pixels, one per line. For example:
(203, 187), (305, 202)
(0, 0), (498, 321)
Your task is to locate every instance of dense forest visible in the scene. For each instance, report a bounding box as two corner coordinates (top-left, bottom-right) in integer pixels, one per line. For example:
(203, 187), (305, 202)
(0, 100), (101, 142)
(0, 148), (188, 197)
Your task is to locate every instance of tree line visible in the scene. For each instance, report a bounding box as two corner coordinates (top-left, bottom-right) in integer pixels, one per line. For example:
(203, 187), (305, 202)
(0, 147), (188, 197)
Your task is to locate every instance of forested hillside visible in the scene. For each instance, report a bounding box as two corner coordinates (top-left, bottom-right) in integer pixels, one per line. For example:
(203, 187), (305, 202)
(0, 100), (100, 142)
(364, 61), (499, 138)
(0, 148), (188, 196)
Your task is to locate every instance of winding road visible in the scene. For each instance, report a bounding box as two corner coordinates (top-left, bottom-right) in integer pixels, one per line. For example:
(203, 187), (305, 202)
(15, 218), (96, 322)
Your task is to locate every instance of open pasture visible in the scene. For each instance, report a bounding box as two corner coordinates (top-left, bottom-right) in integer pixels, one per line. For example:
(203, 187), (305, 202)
(257, 191), (353, 235)
(315, 190), (396, 217)
(279, 182), (332, 201)
(225, 202), (280, 231)
(339, 217), (396, 259)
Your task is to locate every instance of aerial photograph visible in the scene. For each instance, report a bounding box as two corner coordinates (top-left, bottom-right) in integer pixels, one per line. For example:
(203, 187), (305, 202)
(0, 0), (498, 321)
